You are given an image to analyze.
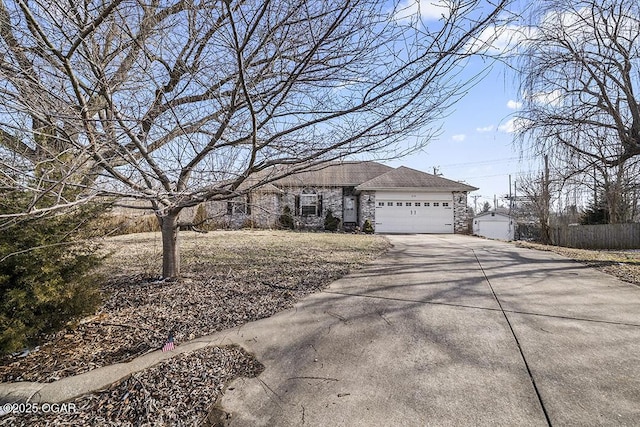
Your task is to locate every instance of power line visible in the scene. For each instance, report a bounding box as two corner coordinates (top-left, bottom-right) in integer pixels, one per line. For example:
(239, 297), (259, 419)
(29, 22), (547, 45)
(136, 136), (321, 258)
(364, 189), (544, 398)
(464, 170), (539, 179)
(436, 156), (536, 169)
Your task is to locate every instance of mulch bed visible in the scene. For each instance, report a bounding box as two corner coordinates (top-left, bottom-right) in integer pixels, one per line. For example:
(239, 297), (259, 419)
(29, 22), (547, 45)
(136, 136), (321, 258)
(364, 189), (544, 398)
(0, 266), (350, 383)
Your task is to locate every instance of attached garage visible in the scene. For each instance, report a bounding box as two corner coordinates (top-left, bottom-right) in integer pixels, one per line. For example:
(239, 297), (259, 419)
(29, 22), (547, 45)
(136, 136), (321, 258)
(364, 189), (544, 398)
(355, 166), (477, 235)
(374, 192), (454, 233)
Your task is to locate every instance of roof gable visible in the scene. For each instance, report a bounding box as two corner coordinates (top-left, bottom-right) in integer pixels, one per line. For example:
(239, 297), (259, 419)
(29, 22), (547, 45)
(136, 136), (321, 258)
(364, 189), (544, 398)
(356, 166), (478, 192)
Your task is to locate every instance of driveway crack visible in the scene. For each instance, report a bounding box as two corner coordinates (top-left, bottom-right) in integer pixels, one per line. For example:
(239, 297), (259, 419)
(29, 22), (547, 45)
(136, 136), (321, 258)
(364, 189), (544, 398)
(472, 248), (553, 427)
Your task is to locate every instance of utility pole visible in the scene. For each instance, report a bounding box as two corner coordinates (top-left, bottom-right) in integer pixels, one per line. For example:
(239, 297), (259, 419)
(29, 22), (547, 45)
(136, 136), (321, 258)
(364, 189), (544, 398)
(508, 174), (512, 211)
(470, 195), (482, 213)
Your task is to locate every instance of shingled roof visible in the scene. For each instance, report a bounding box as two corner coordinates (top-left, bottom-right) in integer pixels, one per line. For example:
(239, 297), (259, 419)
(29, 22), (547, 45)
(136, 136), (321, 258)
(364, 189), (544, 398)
(356, 166), (478, 192)
(272, 161), (394, 187)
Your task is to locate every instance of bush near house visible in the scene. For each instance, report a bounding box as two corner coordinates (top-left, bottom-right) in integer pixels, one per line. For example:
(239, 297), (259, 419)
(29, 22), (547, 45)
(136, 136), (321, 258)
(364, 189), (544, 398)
(324, 210), (340, 231)
(363, 219), (374, 234)
(193, 203), (207, 227)
(278, 206), (295, 230)
(0, 191), (103, 356)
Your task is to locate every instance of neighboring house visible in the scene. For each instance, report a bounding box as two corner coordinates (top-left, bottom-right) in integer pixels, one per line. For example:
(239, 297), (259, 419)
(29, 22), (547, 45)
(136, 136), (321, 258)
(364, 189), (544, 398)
(473, 211), (515, 240)
(205, 161), (477, 234)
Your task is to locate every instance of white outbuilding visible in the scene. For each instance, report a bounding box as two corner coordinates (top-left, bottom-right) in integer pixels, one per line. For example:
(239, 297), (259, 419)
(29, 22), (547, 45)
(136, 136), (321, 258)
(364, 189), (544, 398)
(473, 211), (515, 240)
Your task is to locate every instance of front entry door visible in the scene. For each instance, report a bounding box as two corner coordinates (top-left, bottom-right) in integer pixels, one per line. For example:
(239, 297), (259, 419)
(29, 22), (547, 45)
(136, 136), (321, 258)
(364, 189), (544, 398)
(343, 196), (357, 223)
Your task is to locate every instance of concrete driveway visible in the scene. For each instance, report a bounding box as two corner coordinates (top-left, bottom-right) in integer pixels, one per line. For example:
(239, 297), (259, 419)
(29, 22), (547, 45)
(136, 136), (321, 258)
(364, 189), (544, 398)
(220, 234), (640, 426)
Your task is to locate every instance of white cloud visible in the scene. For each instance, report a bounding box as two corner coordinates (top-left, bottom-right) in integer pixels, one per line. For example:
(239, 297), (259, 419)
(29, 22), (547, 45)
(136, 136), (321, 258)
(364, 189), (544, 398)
(536, 7), (637, 51)
(498, 119), (516, 133)
(540, 8), (592, 39)
(498, 117), (530, 133)
(466, 24), (537, 55)
(451, 134), (466, 142)
(507, 100), (522, 109)
(525, 89), (563, 107)
(395, 0), (451, 22)
(476, 125), (494, 133)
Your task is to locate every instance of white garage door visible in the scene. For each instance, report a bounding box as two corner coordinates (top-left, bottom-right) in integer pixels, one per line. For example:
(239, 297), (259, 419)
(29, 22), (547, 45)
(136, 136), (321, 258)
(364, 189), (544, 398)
(374, 192), (454, 233)
(476, 220), (513, 240)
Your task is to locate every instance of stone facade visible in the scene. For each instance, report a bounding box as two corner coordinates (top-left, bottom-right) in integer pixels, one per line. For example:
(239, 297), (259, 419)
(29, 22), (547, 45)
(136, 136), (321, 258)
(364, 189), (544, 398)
(453, 191), (470, 234)
(181, 188), (473, 234)
(195, 187), (343, 230)
(358, 191), (376, 231)
(215, 191), (281, 229)
(112, 162), (476, 234)
(281, 187), (343, 229)
(178, 191), (280, 229)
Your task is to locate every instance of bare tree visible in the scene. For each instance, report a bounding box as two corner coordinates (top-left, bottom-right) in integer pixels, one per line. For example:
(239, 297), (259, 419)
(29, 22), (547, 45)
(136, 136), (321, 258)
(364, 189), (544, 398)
(517, 0), (640, 167)
(514, 0), (640, 226)
(0, 0), (510, 278)
(538, 146), (639, 224)
(516, 155), (555, 243)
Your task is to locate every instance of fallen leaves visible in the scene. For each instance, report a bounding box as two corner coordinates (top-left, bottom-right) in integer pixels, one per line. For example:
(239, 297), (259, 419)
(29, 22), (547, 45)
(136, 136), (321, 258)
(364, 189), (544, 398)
(2, 346), (263, 426)
(0, 231), (387, 383)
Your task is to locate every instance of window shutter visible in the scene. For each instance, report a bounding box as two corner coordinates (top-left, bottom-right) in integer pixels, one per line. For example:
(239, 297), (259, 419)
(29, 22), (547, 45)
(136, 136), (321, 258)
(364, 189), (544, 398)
(294, 195), (300, 216)
(317, 194), (323, 216)
(246, 194), (252, 214)
(226, 201), (233, 215)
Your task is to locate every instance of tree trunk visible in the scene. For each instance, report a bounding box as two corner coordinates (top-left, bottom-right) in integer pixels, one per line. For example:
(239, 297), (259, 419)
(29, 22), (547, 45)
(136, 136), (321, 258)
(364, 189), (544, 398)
(159, 210), (181, 279)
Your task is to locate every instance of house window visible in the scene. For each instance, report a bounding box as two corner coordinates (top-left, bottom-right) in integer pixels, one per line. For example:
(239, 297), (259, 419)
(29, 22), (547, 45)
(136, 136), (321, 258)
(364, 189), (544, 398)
(234, 200), (248, 214)
(424, 202), (430, 207)
(301, 194), (318, 215)
(387, 202), (393, 206)
(433, 202), (440, 207)
(226, 194), (251, 215)
(415, 202), (421, 207)
(378, 202), (385, 207)
(443, 202), (449, 207)
(406, 202), (412, 206)
(296, 189), (322, 216)
(396, 202), (403, 206)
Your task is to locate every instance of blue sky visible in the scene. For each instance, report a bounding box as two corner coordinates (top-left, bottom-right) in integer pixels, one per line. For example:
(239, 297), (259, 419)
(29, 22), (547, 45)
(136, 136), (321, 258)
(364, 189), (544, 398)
(384, 0), (537, 211)
(386, 58), (533, 211)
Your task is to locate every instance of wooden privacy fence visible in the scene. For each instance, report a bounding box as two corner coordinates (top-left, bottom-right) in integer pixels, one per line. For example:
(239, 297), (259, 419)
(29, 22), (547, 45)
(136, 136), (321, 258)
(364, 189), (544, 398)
(551, 223), (640, 249)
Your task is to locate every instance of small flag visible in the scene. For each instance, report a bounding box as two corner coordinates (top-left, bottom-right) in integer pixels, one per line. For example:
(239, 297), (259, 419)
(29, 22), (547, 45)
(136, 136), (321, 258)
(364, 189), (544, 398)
(162, 334), (175, 352)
